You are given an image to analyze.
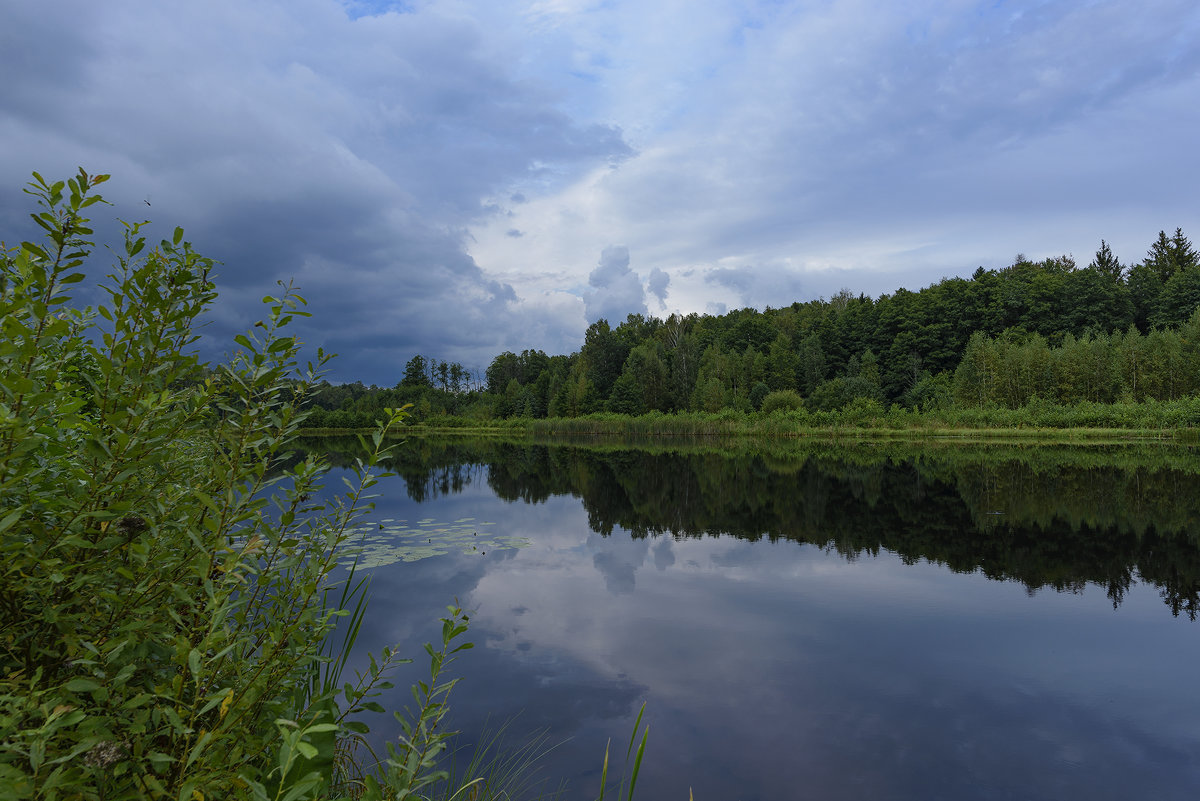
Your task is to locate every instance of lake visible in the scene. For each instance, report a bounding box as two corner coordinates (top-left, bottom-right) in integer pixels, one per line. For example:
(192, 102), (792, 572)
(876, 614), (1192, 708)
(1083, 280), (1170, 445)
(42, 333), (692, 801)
(303, 437), (1200, 801)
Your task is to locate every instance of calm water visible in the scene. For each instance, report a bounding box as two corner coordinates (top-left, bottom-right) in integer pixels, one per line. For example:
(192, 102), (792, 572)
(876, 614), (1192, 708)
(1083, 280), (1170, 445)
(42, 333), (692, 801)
(307, 439), (1200, 801)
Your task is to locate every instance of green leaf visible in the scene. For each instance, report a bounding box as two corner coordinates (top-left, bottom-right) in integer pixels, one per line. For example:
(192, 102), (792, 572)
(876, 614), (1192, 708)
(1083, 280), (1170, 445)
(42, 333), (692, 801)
(0, 506), (23, 534)
(65, 678), (101, 692)
(21, 241), (49, 260)
(188, 648), (202, 680)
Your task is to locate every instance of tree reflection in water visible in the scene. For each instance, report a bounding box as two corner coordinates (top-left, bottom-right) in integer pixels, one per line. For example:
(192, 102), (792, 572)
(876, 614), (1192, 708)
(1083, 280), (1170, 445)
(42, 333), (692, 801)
(301, 436), (1200, 620)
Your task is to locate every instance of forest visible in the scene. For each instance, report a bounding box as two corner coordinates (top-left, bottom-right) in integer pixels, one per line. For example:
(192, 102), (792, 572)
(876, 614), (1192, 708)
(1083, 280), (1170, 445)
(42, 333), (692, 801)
(302, 229), (1200, 429)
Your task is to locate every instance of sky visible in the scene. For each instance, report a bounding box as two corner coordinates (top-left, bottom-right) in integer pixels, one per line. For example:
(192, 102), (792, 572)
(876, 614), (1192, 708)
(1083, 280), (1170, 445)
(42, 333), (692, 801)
(2, 0), (1199, 383)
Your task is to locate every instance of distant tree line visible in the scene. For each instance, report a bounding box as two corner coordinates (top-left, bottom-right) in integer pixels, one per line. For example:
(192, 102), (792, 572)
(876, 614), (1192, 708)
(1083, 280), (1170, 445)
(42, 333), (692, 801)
(304, 228), (1200, 426)
(302, 354), (489, 428)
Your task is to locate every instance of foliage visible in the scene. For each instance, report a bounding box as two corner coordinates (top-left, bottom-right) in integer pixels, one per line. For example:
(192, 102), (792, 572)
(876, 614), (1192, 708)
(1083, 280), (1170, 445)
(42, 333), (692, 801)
(0, 170), (496, 800)
(951, 317), (1200, 408)
(759, 390), (804, 415)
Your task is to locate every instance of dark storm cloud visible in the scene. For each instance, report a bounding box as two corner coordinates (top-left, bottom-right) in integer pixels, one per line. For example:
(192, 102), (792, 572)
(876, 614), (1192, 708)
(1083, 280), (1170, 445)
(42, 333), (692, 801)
(0, 0), (630, 383)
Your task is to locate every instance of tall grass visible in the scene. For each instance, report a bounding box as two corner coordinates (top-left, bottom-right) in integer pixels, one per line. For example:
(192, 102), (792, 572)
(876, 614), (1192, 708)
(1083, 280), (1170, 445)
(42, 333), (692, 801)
(515, 398), (1200, 441)
(304, 396), (1200, 442)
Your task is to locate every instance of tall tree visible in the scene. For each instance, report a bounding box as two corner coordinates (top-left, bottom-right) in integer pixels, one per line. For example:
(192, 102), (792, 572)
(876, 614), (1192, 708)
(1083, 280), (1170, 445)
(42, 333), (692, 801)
(796, 333), (827, 394)
(448, 362), (465, 394)
(402, 354), (432, 388)
(1171, 228), (1198, 272)
(1126, 263), (1164, 333)
(1153, 266), (1200, 329)
(485, 351), (520, 395)
(765, 334), (798, 391)
(1144, 230), (1179, 282)
(581, 319), (629, 400)
(1089, 240), (1124, 283)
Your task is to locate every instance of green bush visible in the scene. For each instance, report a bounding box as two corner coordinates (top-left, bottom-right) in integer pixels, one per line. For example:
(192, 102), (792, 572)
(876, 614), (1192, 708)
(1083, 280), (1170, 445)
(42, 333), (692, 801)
(805, 376), (883, 413)
(759, 389), (804, 415)
(0, 170), (474, 800)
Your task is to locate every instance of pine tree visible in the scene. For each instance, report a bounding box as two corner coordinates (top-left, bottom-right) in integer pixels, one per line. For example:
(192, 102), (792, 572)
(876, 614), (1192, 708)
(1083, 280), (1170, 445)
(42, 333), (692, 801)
(1145, 230), (1178, 282)
(1089, 239), (1123, 282)
(1170, 228), (1198, 272)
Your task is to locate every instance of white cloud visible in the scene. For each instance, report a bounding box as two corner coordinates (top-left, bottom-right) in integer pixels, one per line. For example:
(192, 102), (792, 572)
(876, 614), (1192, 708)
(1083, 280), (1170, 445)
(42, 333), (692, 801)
(584, 245), (646, 323)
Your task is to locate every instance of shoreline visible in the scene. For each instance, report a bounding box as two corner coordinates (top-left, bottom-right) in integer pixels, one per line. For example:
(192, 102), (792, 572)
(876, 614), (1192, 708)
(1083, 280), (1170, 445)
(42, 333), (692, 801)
(298, 420), (1193, 446)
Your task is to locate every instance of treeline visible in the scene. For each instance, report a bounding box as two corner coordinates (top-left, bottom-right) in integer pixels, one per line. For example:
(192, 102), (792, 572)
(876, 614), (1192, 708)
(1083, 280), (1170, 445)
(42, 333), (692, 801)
(307, 229), (1200, 426)
(303, 353), (490, 428)
(953, 320), (1200, 408)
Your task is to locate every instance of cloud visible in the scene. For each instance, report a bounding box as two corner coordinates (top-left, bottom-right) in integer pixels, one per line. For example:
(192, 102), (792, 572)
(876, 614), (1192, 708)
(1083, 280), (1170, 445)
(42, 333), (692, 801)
(584, 245), (647, 324)
(466, 0), (1200, 320)
(703, 263), (810, 309)
(646, 266), (670, 308)
(4, 0), (1199, 378)
(652, 536), (675, 571)
(0, 0), (630, 382)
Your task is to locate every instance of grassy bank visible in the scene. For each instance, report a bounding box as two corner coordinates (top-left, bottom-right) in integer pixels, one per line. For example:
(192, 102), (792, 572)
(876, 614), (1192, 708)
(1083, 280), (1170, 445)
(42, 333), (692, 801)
(301, 396), (1200, 444)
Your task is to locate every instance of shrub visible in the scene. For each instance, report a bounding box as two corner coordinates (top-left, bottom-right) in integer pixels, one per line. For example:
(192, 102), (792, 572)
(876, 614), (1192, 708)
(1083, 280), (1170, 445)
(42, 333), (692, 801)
(760, 389), (805, 415)
(0, 170), (469, 800)
(805, 376), (883, 413)
(838, 396), (886, 424)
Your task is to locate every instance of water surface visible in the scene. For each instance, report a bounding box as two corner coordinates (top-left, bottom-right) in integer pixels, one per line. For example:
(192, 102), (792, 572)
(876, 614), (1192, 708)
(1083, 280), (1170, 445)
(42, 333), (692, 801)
(308, 439), (1200, 800)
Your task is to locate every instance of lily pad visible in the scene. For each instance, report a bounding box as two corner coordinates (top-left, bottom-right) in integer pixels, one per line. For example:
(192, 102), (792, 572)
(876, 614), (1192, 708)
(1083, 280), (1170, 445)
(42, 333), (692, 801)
(339, 516), (531, 569)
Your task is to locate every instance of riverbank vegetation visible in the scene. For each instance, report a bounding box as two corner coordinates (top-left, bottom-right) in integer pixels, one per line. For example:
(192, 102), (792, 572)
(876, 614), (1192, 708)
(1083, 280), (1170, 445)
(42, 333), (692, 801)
(305, 395), (1200, 443)
(303, 230), (1200, 437)
(0, 171), (646, 800)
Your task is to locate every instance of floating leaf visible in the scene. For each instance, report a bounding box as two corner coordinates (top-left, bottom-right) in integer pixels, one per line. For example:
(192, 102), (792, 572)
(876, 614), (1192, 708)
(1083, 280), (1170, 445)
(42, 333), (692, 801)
(339, 516), (531, 568)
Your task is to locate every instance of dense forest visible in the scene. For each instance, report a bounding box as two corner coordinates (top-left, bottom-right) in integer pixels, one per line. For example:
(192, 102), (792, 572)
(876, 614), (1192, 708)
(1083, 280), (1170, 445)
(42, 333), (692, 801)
(303, 229), (1200, 428)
